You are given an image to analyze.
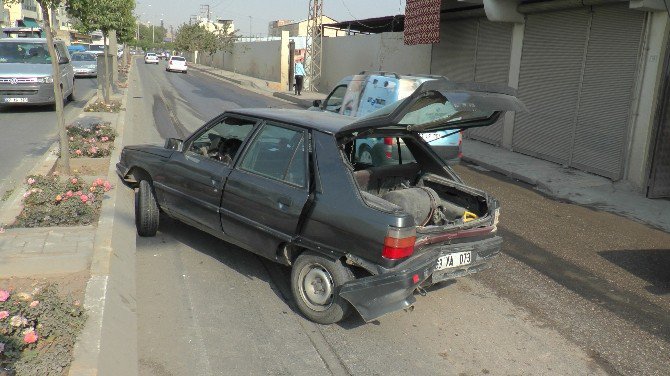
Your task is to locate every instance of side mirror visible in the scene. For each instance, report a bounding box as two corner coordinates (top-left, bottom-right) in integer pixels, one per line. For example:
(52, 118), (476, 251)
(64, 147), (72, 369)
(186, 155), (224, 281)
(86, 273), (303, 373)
(164, 138), (183, 151)
(312, 99), (322, 108)
(58, 56), (69, 64)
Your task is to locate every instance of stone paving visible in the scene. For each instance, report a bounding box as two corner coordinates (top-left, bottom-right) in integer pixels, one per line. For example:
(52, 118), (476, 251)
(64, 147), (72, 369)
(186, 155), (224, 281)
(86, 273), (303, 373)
(0, 226), (95, 277)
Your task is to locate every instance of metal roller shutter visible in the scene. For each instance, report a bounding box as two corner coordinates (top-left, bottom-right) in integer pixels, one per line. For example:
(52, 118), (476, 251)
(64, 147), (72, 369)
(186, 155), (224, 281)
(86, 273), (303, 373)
(512, 9), (591, 164)
(430, 18), (477, 81)
(569, 5), (645, 179)
(468, 19), (513, 146)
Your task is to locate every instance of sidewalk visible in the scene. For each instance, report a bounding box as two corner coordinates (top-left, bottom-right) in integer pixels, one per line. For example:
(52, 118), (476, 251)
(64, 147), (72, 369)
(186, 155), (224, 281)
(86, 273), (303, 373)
(188, 64), (670, 233)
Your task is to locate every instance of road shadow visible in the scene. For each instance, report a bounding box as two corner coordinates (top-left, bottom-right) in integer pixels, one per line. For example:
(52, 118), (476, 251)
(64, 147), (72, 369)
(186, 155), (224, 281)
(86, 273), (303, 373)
(599, 249), (670, 295)
(0, 103), (54, 113)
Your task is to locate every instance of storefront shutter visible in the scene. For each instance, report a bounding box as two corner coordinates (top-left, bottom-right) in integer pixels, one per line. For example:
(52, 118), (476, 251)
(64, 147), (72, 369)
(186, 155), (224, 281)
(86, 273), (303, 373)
(430, 18), (477, 82)
(468, 19), (513, 146)
(569, 5), (645, 179)
(512, 9), (591, 165)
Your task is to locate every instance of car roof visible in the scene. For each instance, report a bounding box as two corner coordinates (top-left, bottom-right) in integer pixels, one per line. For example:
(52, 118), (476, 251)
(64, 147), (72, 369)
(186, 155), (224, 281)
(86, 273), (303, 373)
(0, 38), (50, 43)
(226, 108), (353, 134)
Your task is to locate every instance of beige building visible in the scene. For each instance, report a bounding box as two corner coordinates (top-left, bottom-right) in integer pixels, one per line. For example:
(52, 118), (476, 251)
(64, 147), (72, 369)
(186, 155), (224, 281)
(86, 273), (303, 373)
(198, 17), (235, 36)
(268, 15), (340, 37)
(4, 0), (43, 28)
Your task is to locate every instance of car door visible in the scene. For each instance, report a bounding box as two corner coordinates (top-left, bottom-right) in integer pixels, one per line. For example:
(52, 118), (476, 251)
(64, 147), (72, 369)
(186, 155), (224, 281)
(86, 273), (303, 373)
(55, 42), (73, 93)
(157, 115), (258, 232)
(220, 121), (310, 259)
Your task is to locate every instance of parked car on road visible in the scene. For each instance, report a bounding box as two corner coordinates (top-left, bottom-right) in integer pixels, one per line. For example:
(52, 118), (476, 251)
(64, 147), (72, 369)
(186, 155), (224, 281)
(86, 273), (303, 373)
(314, 73), (464, 164)
(117, 78), (525, 324)
(144, 52), (159, 64)
(0, 38), (75, 107)
(71, 52), (98, 78)
(165, 56), (187, 73)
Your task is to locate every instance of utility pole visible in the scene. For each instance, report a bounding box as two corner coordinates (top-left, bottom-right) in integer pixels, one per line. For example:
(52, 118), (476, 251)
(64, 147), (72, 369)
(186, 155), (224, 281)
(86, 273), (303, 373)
(305, 0), (323, 91)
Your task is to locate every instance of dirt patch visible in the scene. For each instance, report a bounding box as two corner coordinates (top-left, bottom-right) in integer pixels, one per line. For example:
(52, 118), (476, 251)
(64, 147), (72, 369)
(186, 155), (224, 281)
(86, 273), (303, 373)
(0, 270), (89, 302)
(66, 158), (111, 176)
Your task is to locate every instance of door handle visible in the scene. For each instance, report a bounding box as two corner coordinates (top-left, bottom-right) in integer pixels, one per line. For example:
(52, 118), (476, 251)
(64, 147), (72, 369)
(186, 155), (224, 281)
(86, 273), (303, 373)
(277, 196), (292, 208)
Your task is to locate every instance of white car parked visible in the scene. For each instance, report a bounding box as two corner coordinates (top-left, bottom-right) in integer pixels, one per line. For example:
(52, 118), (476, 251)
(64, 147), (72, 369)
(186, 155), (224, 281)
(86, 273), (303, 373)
(144, 53), (159, 64)
(166, 56), (187, 73)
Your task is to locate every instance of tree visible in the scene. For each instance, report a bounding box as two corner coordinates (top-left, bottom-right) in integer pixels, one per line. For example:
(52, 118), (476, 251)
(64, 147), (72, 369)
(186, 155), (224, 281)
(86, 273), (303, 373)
(5, 0), (71, 173)
(67, 0), (135, 103)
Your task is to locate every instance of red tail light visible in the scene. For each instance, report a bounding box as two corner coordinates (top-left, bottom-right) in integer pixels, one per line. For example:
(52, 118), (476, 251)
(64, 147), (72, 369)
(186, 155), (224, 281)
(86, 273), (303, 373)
(382, 227), (416, 260)
(383, 137), (393, 145)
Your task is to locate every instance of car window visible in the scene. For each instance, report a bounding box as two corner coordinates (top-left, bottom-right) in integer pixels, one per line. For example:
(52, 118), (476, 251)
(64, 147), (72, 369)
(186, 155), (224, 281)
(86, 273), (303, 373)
(353, 137), (416, 167)
(171, 57), (185, 61)
(0, 42), (51, 64)
(323, 85), (347, 113)
(72, 53), (96, 61)
(239, 123), (307, 187)
(56, 43), (69, 62)
(186, 117), (256, 165)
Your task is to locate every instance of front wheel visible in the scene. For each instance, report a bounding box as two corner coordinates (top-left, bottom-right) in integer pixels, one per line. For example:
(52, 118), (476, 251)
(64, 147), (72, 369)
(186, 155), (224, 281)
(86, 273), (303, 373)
(291, 252), (354, 324)
(135, 180), (159, 237)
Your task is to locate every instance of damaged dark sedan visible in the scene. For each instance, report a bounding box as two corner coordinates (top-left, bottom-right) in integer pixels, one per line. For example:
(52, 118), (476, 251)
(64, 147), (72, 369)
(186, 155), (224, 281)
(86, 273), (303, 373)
(117, 78), (526, 324)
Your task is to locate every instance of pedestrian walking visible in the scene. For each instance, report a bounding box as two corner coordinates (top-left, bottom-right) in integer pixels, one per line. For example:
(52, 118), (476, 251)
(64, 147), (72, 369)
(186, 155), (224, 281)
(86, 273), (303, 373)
(294, 59), (305, 96)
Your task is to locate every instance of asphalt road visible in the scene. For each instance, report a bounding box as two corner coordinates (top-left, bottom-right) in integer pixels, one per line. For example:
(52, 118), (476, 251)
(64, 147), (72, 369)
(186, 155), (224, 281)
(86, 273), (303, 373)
(126, 61), (670, 375)
(0, 78), (97, 199)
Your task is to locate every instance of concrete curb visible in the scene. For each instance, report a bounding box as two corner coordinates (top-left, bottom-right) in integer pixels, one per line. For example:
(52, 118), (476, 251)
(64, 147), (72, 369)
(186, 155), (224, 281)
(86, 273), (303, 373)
(68, 60), (137, 376)
(461, 155), (543, 189)
(272, 92), (315, 108)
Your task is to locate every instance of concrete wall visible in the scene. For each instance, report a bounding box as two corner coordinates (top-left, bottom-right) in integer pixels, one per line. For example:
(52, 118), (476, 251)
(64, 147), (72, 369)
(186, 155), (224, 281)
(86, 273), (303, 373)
(320, 32), (432, 92)
(228, 40), (282, 82)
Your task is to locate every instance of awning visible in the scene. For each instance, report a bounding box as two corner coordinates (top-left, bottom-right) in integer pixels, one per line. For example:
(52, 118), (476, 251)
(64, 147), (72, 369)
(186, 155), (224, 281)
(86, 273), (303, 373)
(19, 18), (40, 28)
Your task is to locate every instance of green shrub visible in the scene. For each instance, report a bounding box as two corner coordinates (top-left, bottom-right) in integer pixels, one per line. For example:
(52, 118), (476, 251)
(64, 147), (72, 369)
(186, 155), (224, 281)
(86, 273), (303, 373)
(13, 175), (113, 228)
(66, 122), (117, 159)
(0, 285), (86, 376)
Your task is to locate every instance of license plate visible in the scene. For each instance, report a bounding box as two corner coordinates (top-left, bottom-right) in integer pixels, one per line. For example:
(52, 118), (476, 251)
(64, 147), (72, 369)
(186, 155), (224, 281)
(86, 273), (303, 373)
(4, 98), (28, 103)
(421, 132), (443, 143)
(435, 251), (472, 271)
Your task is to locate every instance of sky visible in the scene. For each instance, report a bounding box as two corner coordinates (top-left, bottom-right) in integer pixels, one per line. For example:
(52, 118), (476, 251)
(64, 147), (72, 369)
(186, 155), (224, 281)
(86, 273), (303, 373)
(135, 0), (407, 36)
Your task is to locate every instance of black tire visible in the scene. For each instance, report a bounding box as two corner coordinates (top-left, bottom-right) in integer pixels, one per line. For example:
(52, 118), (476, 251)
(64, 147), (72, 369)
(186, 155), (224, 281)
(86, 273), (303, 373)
(135, 180), (159, 237)
(291, 252), (355, 324)
(358, 144), (373, 164)
(67, 82), (75, 102)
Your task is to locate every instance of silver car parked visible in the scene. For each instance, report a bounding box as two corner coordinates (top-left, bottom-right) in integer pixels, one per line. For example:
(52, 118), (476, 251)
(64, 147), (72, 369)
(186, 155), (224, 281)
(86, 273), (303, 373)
(0, 38), (75, 107)
(71, 51), (98, 78)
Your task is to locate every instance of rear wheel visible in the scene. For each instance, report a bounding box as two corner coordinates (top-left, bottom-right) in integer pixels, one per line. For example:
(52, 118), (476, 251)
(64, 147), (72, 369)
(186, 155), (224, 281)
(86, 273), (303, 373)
(135, 180), (159, 237)
(67, 81), (75, 102)
(291, 252), (354, 324)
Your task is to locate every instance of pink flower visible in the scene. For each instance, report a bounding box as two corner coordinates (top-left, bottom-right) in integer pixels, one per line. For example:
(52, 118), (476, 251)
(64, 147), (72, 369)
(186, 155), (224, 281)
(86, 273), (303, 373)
(87, 193), (95, 202)
(27, 177), (36, 185)
(66, 190), (74, 198)
(103, 181), (112, 192)
(101, 136), (109, 142)
(0, 227), (4, 234)
(75, 149), (82, 156)
(75, 191), (82, 196)
(0, 290), (9, 302)
(80, 195), (88, 203)
(89, 146), (98, 154)
(0, 311), (9, 319)
(22, 191), (31, 198)
(23, 329), (38, 344)
(29, 300), (39, 308)
(71, 178), (78, 184)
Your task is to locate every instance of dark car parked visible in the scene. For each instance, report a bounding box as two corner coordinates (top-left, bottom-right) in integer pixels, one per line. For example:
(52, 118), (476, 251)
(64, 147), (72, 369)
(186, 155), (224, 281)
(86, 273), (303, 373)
(117, 78), (525, 324)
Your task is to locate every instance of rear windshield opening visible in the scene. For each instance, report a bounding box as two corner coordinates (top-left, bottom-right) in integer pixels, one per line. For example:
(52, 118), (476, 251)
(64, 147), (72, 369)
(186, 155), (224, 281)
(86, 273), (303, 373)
(171, 57), (185, 61)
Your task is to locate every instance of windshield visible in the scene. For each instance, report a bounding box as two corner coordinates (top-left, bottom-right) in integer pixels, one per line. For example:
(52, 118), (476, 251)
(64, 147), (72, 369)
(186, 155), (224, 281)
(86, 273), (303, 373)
(0, 42), (51, 64)
(72, 53), (96, 62)
(89, 45), (105, 52)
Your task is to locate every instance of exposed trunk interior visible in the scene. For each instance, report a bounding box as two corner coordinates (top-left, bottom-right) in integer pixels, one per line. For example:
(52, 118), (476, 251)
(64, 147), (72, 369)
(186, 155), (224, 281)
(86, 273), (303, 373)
(341, 134), (490, 229)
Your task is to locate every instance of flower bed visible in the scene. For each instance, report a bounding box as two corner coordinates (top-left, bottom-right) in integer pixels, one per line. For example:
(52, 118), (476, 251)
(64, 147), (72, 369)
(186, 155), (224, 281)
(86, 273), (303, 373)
(66, 122), (117, 158)
(12, 175), (113, 228)
(83, 100), (122, 113)
(0, 284), (86, 376)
